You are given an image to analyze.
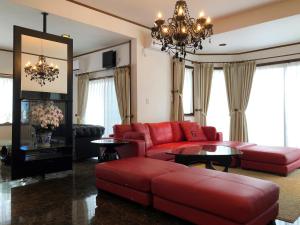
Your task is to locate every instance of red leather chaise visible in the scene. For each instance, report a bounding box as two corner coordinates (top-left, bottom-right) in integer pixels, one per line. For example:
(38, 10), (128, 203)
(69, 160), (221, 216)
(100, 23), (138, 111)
(95, 157), (279, 225)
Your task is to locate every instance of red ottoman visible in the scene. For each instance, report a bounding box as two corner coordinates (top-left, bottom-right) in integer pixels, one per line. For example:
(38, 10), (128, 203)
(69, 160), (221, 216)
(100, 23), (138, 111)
(240, 145), (300, 176)
(152, 167), (279, 225)
(95, 157), (187, 206)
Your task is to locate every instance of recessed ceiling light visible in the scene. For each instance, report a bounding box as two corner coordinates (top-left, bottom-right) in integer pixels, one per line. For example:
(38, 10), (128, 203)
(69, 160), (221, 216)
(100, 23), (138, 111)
(219, 43), (227, 47)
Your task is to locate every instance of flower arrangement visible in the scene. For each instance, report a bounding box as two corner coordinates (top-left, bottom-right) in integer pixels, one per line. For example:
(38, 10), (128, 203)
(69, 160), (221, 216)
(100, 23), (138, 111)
(30, 101), (64, 131)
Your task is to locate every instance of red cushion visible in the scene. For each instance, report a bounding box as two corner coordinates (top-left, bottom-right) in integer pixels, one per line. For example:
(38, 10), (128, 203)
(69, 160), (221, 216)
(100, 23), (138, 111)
(95, 157), (187, 192)
(132, 123), (153, 149)
(181, 122), (207, 142)
(147, 122), (173, 145)
(113, 124), (132, 139)
(171, 122), (185, 142)
(152, 167), (279, 224)
(202, 126), (217, 141)
(240, 145), (300, 165)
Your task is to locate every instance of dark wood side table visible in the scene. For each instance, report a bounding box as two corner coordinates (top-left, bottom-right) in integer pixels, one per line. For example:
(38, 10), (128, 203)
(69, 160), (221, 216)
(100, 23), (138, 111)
(91, 139), (129, 163)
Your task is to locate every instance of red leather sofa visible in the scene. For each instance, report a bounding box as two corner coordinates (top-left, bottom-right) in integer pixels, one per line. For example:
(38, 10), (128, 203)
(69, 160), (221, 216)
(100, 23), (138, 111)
(113, 121), (254, 163)
(95, 157), (279, 225)
(112, 121), (300, 175)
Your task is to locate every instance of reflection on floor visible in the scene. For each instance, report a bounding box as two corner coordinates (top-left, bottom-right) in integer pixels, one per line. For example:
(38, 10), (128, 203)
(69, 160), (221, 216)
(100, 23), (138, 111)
(0, 159), (299, 225)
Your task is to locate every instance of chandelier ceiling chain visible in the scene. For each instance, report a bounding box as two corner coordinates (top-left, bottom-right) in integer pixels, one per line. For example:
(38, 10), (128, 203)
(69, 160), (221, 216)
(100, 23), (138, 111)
(24, 12), (60, 87)
(151, 0), (213, 60)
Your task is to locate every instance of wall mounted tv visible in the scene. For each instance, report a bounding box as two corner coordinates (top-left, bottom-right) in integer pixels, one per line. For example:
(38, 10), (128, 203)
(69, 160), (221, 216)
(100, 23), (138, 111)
(102, 50), (116, 68)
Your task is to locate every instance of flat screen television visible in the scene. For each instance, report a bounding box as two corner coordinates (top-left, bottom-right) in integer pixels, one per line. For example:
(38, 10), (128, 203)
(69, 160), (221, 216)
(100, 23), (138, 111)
(102, 50), (116, 68)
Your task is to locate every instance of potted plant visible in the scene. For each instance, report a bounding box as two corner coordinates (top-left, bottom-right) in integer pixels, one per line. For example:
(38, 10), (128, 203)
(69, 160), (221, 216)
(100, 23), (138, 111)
(30, 101), (64, 147)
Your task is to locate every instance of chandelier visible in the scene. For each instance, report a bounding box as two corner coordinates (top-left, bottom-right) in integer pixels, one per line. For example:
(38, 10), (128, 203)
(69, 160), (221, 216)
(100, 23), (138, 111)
(24, 56), (59, 86)
(151, 0), (213, 59)
(24, 12), (60, 87)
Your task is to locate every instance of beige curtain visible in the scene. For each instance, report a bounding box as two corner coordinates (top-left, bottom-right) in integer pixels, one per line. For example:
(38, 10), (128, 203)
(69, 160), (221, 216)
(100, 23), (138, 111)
(77, 74), (89, 124)
(172, 59), (185, 121)
(224, 61), (256, 142)
(114, 66), (131, 124)
(194, 63), (214, 126)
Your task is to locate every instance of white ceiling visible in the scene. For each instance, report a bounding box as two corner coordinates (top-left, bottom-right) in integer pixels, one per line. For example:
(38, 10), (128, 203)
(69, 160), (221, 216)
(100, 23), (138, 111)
(77, 0), (282, 27)
(1, 0), (299, 55)
(199, 14), (300, 54)
(0, 0), (130, 55)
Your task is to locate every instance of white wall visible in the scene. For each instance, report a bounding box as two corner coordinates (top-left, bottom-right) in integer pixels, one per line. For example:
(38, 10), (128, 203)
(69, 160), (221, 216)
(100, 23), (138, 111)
(0, 50), (13, 141)
(137, 48), (172, 122)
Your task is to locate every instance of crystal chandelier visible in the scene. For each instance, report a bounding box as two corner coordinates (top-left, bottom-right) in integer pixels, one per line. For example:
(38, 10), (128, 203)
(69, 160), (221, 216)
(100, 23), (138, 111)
(24, 12), (60, 87)
(24, 56), (59, 86)
(151, 0), (213, 59)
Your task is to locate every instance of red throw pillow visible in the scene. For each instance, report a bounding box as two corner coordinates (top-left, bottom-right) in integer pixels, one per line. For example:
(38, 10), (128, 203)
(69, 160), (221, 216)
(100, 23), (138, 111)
(181, 122), (208, 142)
(132, 123), (153, 149)
(171, 122), (185, 142)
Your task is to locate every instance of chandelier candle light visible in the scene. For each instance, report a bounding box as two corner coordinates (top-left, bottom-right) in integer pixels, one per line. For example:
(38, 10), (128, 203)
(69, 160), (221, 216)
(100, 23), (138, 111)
(151, 0), (213, 59)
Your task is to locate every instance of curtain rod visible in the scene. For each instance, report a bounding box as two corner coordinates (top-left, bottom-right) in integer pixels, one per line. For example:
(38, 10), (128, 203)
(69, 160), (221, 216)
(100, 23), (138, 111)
(89, 75), (114, 81)
(0, 73), (13, 78)
(185, 52), (300, 65)
(76, 64), (130, 77)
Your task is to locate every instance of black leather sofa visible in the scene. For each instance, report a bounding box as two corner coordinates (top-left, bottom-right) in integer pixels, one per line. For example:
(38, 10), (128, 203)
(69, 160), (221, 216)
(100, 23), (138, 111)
(52, 124), (105, 161)
(73, 125), (105, 161)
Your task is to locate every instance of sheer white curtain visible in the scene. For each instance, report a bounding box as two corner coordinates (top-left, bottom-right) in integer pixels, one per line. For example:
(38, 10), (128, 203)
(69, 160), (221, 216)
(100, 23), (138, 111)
(183, 67), (193, 115)
(0, 77), (13, 124)
(247, 65), (285, 146)
(85, 77), (121, 137)
(207, 70), (229, 140)
(285, 62), (300, 147)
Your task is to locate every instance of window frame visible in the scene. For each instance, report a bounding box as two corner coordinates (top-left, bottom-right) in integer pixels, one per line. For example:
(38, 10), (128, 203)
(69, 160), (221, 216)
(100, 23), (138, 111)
(183, 65), (194, 116)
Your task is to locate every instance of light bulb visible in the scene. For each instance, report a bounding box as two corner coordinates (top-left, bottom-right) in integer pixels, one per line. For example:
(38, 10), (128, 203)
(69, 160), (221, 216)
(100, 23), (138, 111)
(207, 17), (211, 24)
(178, 7), (184, 16)
(157, 12), (162, 19)
(39, 60), (42, 65)
(197, 24), (202, 31)
(162, 27), (168, 33)
(55, 65), (58, 69)
(50, 63), (54, 67)
(199, 11), (205, 18)
(182, 27), (186, 33)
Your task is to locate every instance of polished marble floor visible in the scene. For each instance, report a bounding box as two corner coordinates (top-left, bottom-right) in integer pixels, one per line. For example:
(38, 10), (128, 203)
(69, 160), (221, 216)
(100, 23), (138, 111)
(0, 159), (299, 225)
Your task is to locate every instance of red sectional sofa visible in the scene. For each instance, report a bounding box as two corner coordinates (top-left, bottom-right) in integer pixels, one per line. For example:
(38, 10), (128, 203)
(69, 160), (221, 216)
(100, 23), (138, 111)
(113, 121), (300, 175)
(95, 157), (279, 225)
(113, 121), (254, 162)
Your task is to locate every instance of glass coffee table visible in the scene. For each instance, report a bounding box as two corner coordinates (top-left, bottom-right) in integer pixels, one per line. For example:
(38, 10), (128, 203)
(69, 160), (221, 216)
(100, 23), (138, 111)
(167, 145), (242, 172)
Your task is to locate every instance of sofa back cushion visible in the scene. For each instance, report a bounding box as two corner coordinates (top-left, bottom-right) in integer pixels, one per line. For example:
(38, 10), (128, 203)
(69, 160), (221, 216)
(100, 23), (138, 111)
(181, 122), (208, 142)
(132, 123), (153, 149)
(147, 122), (174, 145)
(171, 122), (185, 142)
(113, 124), (133, 139)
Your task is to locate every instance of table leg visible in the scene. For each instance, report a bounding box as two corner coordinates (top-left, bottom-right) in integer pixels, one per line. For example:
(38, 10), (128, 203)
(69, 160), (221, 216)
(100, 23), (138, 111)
(98, 146), (120, 163)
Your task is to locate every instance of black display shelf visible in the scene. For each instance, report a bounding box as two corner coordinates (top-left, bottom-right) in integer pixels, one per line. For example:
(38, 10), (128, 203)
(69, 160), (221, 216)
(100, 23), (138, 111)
(12, 26), (73, 180)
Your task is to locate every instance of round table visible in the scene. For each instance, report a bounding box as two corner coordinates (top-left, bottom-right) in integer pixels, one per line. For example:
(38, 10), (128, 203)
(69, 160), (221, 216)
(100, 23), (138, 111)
(91, 139), (129, 163)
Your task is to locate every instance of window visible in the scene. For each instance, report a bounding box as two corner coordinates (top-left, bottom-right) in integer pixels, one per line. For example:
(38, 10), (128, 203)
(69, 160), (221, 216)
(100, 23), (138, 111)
(207, 70), (230, 140)
(84, 77), (121, 137)
(247, 62), (300, 147)
(183, 67), (194, 115)
(0, 77), (13, 124)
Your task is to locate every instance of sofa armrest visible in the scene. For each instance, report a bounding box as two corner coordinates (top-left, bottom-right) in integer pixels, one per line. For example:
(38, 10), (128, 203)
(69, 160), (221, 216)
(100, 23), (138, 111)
(202, 126), (217, 141)
(216, 132), (223, 141)
(114, 138), (146, 158)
